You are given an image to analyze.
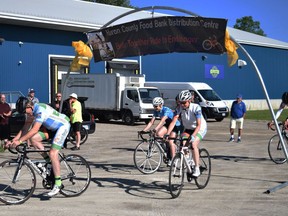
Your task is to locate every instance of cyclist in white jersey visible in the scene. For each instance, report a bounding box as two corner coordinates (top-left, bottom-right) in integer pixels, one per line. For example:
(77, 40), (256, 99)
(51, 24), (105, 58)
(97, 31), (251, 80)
(166, 90), (207, 177)
(6, 101), (70, 197)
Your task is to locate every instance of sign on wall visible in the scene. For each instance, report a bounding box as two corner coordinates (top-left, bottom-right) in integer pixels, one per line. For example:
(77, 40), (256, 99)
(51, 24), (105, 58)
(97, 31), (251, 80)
(87, 16), (227, 62)
(205, 64), (224, 79)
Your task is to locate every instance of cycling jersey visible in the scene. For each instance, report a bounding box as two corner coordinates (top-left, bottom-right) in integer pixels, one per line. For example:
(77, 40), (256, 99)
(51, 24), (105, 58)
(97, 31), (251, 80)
(153, 106), (180, 127)
(176, 103), (207, 131)
(33, 103), (70, 150)
(33, 103), (70, 130)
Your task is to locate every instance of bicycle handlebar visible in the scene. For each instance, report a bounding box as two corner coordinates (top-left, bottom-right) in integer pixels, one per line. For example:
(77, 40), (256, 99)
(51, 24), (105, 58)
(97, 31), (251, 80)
(7, 141), (50, 154)
(268, 122), (283, 131)
(137, 130), (166, 142)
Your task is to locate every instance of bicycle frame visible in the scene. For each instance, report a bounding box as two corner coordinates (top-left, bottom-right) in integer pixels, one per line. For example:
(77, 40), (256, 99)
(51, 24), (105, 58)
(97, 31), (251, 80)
(11, 144), (73, 184)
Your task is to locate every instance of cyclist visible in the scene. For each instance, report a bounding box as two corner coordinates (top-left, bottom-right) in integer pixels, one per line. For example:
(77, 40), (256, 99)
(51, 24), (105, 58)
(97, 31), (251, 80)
(5, 101), (70, 197)
(142, 97), (181, 164)
(166, 90), (207, 177)
(268, 92), (288, 128)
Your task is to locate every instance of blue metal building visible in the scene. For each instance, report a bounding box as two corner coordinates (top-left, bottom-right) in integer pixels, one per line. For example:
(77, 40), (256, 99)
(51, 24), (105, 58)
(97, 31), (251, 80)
(1, 0), (288, 109)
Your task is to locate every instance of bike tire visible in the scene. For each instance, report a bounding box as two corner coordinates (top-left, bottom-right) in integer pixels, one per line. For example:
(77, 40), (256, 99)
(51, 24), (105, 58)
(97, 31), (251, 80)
(169, 153), (185, 198)
(133, 140), (162, 174)
(268, 134), (288, 164)
(68, 126), (88, 145)
(59, 154), (91, 197)
(195, 148), (211, 189)
(0, 159), (36, 205)
(202, 40), (212, 50)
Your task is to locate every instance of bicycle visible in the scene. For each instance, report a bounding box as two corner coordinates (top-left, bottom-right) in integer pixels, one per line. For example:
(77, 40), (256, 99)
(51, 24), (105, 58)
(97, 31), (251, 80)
(168, 136), (211, 198)
(0, 142), (91, 205)
(268, 122), (288, 164)
(202, 35), (224, 53)
(133, 130), (175, 174)
(67, 125), (88, 145)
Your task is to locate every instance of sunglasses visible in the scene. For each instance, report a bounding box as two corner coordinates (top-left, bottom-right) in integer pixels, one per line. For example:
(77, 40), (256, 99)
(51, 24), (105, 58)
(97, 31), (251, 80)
(153, 105), (159, 108)
(180, 101), (188, 105)
(56, 95), (62, 97)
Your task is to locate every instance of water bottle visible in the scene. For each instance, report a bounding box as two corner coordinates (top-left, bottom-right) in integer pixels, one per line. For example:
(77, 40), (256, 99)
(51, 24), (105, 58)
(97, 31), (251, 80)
(188, 148), (195, 169)
(36, 162), (46, 174)
(46, 163), (52, 176)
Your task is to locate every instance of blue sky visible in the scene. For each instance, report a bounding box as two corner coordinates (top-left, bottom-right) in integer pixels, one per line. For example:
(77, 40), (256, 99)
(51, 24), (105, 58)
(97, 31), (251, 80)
(130, 0), (288, 43)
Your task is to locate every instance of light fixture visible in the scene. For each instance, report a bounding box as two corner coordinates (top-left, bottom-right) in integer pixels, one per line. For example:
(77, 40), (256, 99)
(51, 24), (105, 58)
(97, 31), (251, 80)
(0, 37), (5, 45)
(18, 61), (22, 65)
(238, 59), (247, 69)
(19, 41), (24, 46)
(201, 55), (207, 61)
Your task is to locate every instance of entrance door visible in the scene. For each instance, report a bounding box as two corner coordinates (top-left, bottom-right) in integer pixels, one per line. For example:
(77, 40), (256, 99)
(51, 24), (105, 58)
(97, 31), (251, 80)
(50, 56), (88, 102)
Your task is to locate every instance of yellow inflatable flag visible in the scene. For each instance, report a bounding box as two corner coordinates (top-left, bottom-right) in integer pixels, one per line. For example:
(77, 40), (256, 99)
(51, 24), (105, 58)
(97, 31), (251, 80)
(70, 41), (93, 71)
(225, 30), (238, 67)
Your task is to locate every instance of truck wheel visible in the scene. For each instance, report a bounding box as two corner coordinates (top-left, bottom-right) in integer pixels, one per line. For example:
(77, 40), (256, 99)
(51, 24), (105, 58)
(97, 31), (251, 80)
(215, 118), (224, 122)
(122, 111), (135, 125)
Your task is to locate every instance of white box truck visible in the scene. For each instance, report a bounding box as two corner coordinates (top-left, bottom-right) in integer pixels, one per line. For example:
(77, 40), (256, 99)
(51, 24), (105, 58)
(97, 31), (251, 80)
(145, 82), (229, 121)
(62, 73), (160, 125)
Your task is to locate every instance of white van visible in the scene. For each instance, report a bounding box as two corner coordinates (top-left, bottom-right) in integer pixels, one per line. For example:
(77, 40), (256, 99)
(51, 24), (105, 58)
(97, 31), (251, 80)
(144, 82), (229, 121)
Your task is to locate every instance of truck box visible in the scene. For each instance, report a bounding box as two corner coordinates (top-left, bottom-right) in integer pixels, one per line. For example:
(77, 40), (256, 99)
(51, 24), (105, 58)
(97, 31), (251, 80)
(145, 81), (229, 121)
(62, 73), (160, 125)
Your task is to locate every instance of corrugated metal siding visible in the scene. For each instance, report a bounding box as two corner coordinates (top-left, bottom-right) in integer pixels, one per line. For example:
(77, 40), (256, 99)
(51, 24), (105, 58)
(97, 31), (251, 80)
(139, 44), (288, 100)
(1, 25), (288, 103)
(0, 24), (87, 102)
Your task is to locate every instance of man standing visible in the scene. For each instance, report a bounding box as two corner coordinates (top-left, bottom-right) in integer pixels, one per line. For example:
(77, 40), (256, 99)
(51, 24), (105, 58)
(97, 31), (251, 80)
(0, 94), (12, 140)
(27, 88), (39, 103)
(229, 94), (247, 143)
(69, 93), (83, 150)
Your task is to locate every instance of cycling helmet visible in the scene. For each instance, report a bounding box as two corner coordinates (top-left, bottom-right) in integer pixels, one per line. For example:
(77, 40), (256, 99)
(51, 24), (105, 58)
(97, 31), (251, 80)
(178, 90), (192, 102)
(282, 92), (288, 104)
(152, 97), (164, 106)
(16, 96), (29, 114)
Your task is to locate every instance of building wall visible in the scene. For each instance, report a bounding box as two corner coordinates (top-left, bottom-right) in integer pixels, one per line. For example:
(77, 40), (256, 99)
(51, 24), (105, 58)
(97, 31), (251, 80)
(1, 23), (288, 109)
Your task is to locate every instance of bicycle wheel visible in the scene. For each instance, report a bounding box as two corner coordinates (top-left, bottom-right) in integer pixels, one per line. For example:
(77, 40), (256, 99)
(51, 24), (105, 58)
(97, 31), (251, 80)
(169, 153), (185, 198)
(133, 140), (162, 174)
(195, 148), (211, 189)
(268, 134), (288, 164)
(0, 160), (36, 205)
(59, 154), (91, 197)
(68, 127), (88, 145)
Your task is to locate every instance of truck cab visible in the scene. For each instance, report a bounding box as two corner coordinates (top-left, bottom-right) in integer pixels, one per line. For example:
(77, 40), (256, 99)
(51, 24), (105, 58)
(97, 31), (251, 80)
(122, 87), (160, 124)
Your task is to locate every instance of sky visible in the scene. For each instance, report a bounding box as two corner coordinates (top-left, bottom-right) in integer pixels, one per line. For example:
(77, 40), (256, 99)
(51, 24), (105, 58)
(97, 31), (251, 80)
(130, 0), (288, 43)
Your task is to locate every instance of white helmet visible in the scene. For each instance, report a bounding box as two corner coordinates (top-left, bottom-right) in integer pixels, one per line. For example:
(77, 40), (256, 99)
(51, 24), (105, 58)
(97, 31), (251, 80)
(178, 90), (192, 102)
(152, 97), (164, 106)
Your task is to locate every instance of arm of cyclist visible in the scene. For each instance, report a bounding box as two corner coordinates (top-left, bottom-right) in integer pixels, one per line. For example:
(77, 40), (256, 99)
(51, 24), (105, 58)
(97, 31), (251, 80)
(268, 103), (285, 128)
(6, 122), (42, 148)
(165, 114), (179, 138)
(142, 116), (156, 132)
(153, 115), (168, 135)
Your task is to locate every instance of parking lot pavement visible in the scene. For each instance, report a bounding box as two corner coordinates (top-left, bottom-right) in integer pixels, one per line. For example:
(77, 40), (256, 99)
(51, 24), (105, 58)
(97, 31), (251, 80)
(1, 118), (288, 216)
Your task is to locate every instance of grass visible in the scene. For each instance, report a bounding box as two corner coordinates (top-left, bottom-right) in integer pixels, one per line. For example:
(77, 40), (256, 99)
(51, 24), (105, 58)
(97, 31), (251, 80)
(245, 109), (288, 121)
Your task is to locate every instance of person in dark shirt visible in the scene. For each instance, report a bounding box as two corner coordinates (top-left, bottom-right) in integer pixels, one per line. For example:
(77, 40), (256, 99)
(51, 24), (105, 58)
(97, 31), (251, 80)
(228, 94), (247, 143)
(0, 94), (12, 140)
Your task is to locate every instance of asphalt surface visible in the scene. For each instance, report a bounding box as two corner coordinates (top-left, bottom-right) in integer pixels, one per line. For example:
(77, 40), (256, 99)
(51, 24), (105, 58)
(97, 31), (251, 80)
(1, 118), (288, 216)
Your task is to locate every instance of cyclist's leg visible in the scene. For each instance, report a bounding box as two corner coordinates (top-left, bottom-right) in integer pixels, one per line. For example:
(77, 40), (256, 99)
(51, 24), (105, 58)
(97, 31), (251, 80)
(48, 124), (70, 196)
(30, 131), (49, 161)
(156, 125), (167, 137)
(169, 130), (177, 159)
(192, 128), (207, 177)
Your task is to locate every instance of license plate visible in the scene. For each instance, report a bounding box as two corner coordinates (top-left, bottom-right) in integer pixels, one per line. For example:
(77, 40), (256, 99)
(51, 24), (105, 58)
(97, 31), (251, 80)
(83, 125), (89, 130)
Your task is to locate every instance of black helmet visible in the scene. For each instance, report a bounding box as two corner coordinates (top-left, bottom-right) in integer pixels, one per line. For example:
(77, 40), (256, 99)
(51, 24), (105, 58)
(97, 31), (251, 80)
(282, 92), (288, 104)
(16, 96), (29, 113)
